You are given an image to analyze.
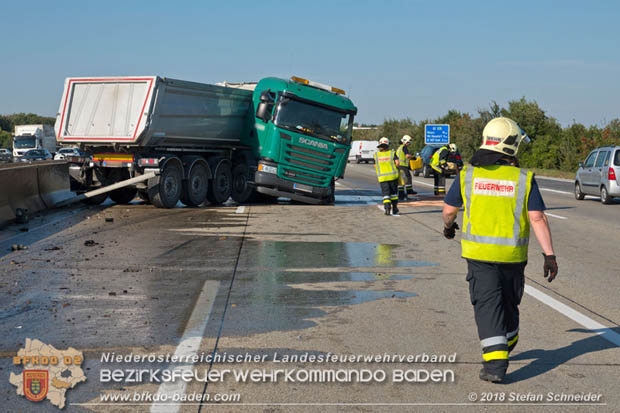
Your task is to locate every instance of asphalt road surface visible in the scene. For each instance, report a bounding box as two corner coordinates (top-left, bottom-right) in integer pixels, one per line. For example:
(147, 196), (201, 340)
(1, 163), (618, 412)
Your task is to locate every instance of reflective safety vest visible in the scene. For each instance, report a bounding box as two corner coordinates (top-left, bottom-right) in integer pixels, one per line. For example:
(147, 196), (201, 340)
(460, 165), (534, 263)
(396, 144), (408, 168)
(430, 146), (449, 172)
(373, 150), (399, 182)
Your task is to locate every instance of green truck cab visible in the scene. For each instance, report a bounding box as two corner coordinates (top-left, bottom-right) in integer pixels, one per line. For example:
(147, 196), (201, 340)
(248, 76), (357, 204)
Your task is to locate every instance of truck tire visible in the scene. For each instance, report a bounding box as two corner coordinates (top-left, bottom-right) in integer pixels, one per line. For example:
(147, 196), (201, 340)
(320, 180), (336, 205)
(231, 162), (254, 204)
(83, 193), (108, 205)
(110, 187), (137, 204)
(138, 190), (151, 204)
(180, 163), (209, 207)
(206, 159), (232, 205)
(150, 162), (182, 208)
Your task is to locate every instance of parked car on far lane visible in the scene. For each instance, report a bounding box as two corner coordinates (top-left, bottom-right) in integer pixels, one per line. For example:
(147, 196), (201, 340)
(54, 147), (81, 160)
(19, 149), (53, 162)
(575, 145), (620, 204)
(0, 148), (12, 162)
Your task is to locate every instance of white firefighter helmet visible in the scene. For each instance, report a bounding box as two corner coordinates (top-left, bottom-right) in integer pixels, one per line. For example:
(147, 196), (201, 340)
(481, 117), (531, 156)
(401, 135), (412, 144)
(378, 137), (390, 147)
(448, 143), (457, 152)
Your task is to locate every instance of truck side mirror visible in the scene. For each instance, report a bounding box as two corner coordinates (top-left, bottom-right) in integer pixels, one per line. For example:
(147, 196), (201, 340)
(256, 90), (275, 122)
(256, 102), (272, 122)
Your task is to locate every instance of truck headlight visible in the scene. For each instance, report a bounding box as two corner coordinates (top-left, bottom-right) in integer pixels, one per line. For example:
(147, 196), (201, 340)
(258, 164), (277, 174)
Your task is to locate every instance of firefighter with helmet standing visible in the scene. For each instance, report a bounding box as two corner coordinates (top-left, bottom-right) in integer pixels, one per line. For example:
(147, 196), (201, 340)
(441, 117), (558, 383)
(374, 137), (400, 215)
(430, 143), (458, 196)
(396, 135), (417, 200)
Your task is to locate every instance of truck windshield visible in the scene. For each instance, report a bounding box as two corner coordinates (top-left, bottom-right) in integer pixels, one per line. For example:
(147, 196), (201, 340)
(275, 97), (352, 144)
(14, 137), (36, 149)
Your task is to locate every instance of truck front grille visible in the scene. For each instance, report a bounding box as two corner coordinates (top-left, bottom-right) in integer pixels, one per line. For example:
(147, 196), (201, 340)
(284, 143), (335, 173)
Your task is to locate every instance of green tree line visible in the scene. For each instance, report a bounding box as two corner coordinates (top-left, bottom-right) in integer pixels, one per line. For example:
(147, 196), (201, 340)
(352, 98), (620, 172)
(0, 113), (56, 149)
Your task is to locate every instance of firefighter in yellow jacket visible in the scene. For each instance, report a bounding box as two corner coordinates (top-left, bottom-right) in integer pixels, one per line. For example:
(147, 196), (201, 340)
(442, 117), (558, 383)
(374, 137), (400, 215)
(396, 135), (417, 200)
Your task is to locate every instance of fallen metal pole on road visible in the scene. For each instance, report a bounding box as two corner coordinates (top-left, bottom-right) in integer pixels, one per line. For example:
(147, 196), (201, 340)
(55, 172), (157, 207)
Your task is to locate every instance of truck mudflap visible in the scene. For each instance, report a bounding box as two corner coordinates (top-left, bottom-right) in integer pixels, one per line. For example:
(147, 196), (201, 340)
(255, 169), (332, 204)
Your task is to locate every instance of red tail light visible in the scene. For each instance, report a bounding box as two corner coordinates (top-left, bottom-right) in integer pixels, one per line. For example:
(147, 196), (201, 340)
(609, 167), (617, 180)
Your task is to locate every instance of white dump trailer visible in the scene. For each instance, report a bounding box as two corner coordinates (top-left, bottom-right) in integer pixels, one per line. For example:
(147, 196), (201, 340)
(54, 76), (256, 207)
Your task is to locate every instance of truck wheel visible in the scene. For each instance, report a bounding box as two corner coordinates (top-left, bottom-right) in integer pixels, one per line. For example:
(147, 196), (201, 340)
(83, 193), (108, 205)
(206, 159), (232, 205)
(110, 187), (137, 204)
(138, 190), (151, 204)
(231, 162), (254, 204)
(180, 163), (208, 207)
(150, 162), (182, 208)
(318, 180), (336, 205)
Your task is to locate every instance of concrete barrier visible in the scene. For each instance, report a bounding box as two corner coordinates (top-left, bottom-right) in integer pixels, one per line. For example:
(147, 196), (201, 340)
(0, 161), (72, 227)
(37, 162), (73, 207)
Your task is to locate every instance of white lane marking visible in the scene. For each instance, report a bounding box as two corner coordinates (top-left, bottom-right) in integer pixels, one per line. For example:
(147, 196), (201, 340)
(525, 285), (620, 347)
(545, 212), (568, 220)
(536, 176), (574, 183)
(411, 179), (435, 188)
(335, 182), (342, 186)
(151, 280), (220, 413)
(539, 188), (573, 195)
(235, 206), (246, 214)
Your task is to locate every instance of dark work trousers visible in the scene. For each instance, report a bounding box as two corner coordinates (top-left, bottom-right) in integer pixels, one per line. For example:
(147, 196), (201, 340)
(432, 169), (446, 195)
(379, 179), (399, 212)
(466, 259), (526, 377)
(398, 166), (413, 199)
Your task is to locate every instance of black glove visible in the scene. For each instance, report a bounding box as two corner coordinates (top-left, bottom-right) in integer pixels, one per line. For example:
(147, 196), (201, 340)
(443, 222), (459, 239)
(542, 253), (558, 282)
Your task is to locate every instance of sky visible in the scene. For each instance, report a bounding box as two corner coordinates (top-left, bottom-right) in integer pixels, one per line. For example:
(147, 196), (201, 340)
(1, 0), (619, 127)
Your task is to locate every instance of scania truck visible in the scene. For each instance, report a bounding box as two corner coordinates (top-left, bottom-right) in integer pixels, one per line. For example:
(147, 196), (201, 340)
(55, 75), (356, 207)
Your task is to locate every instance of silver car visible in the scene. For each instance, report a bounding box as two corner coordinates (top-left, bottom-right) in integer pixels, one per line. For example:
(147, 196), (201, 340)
(575, 146), (620, 204)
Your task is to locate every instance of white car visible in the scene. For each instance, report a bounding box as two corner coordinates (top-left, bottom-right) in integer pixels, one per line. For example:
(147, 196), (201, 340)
(54, 147), (81, 160)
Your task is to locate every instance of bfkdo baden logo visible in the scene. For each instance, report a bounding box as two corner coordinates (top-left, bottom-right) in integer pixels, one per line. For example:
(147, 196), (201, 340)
(10, 338), (86, 409)
(24, 370), (49, 402)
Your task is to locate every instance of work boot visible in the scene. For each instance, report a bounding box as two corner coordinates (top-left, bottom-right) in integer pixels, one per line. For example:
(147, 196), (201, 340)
(408, 189), (417, 195)
(384, 203), (391, 216)
(392, 206), (400, 216)
(479, 368), (504, 383)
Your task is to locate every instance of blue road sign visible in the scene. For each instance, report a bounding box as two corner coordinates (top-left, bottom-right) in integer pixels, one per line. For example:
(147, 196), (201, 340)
(424, 124), (450, 145)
